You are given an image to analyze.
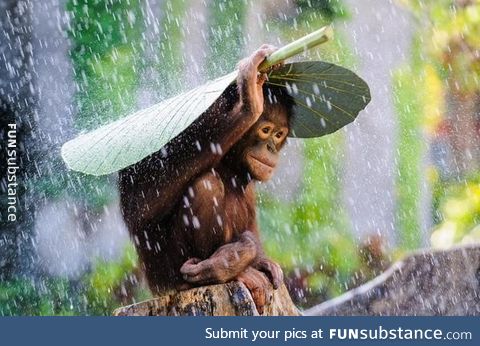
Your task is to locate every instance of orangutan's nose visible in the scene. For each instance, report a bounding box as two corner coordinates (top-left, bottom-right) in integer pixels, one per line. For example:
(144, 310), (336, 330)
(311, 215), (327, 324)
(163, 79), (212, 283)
(267, 140), (277, 154)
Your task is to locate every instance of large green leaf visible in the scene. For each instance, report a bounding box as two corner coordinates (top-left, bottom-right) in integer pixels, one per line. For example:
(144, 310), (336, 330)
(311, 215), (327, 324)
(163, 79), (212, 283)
(61, 71), (236, 176)
(61, 61), (370, 176)
(265, 61), (370, 137)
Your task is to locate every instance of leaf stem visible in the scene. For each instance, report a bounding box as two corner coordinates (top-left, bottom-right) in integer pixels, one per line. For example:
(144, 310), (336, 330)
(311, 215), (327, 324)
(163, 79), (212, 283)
(258, 25), (334, 72)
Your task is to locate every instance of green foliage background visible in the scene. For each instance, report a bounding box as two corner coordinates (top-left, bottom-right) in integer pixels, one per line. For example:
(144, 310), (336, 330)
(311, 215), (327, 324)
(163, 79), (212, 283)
(397, 0), (480, 249)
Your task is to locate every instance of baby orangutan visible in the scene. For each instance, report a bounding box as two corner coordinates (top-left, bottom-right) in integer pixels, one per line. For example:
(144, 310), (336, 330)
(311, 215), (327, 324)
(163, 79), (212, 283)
(119, 45), (294, 314)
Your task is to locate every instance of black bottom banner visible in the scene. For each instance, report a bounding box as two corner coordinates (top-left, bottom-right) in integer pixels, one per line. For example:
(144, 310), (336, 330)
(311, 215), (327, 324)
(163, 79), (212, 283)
(0, 316), (477, 346)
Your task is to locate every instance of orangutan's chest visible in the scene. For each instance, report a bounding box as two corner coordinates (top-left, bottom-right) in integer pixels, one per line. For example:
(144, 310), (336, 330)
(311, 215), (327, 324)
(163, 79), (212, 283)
(222, 191), (255, 241)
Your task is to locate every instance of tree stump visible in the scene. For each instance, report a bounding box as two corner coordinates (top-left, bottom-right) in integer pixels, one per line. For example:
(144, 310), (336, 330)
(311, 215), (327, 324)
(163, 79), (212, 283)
(113, 282), (300, 316)
(305, 245), (480, 316)
(114, 245), (480, 316)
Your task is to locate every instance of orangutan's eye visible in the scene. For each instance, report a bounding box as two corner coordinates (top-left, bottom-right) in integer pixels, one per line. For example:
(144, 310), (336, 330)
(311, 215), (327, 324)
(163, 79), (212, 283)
(262, 127), (271, 134)
(276, 131), (284, 139)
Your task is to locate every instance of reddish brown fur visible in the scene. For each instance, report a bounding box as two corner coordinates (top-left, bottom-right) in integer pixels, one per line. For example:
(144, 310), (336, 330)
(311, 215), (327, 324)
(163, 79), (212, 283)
(119, 46), (293, 313)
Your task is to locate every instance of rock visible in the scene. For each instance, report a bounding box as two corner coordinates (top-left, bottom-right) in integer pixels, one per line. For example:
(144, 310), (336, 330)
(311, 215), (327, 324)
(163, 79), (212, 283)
(305, 245), (480, 316)
(113, 282), (300, 316)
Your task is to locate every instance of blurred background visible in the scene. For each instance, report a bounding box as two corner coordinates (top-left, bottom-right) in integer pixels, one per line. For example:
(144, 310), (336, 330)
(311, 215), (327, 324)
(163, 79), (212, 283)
(0, 0), (479, 315)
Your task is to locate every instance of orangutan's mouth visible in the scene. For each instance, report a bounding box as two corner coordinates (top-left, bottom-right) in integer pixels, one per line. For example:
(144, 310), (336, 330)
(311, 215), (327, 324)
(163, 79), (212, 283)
(248, 154), (275, 169)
